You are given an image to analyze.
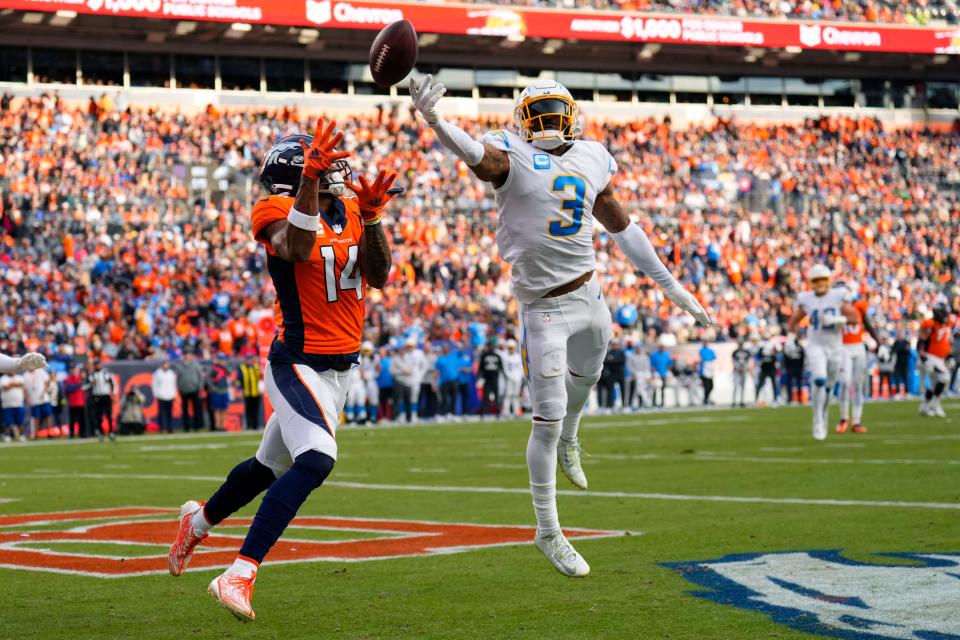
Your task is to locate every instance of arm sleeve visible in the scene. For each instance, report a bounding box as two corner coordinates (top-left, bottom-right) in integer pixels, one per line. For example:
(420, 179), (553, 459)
(609, 223), (681, 293)
(0, 353), (20, 374)
(431, 117), (486, 166)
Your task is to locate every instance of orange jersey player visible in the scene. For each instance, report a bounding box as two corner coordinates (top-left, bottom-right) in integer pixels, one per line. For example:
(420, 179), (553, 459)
(918, 302), (954, 418)
(167, 118), (399, 622)
(837, 293), (880, 434)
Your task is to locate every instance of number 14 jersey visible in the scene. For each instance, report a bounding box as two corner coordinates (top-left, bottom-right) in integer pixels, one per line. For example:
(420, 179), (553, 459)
(252, 195), (365, 356)
(481, 129), (617, 304)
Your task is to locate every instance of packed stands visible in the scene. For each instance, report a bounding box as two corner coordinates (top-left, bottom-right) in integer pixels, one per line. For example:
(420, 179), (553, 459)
(450, 0), (960, 25)
(0, 92), (958, 363)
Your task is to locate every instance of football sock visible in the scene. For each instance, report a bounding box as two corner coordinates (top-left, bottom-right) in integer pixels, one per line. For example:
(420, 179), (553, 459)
(201, 457), (277, 533)
(561, 370), (598, 442)
(225, 555), (259, 579)
(527, 419), (561, 538)
(852, 382), (864, 424)
(925, 389), (935, 401)
(238, 450), (335, 564)
(812, 384), (827, 422)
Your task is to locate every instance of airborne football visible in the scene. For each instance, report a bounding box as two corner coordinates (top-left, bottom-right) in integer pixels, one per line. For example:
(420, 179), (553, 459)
(0, 2), (957, 639)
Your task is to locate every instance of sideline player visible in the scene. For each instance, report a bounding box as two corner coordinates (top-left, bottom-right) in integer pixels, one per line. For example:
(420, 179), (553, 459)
(919, 302), (954, 417)
(410, 75), (711, 576)
(167, 119), (397, 621)
(786, 265), (859, 440)
(836, 284), (880, 433)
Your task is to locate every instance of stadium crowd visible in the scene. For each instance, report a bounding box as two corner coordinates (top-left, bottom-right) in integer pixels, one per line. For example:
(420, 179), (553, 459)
(446, 0), (959, 25)
(0, 92), (959, 434)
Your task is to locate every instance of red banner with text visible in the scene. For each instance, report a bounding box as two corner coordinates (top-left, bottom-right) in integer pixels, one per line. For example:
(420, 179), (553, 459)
(2, 0), (959, 54)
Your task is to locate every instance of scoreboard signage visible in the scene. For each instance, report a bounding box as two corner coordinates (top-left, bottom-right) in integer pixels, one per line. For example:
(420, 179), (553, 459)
(2, 0), (958, 55)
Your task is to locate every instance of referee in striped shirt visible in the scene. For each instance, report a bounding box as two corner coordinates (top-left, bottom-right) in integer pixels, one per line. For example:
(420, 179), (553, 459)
(87, 359), (115, 440)
(238, 354), (263, 431)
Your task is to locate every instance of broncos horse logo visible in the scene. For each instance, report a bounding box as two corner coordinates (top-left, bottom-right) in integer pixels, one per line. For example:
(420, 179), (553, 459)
(663, 551), (960, 639)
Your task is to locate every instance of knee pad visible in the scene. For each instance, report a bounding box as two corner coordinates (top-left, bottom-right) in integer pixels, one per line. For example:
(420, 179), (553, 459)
(533, 399), (566, 422)
(568, 368), (602, 388)
(292, 450), (336, 490)
(813, 378), (827, 387)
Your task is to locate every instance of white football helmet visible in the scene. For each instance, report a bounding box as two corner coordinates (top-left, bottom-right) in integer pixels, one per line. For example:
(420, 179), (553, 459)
(514, 80), (581, 150)
(807, 264), (832, 295)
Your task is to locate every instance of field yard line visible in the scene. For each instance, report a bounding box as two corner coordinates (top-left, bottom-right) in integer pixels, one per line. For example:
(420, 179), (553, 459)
(1, 473), (957, 511)
(587, 453), (960, 466)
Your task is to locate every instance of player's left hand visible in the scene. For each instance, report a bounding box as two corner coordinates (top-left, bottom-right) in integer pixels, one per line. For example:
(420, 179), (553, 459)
(17, 352), (47, 372)
(300, 118), (351, 180)
(664, 286), (713, 327)
(345, 170), (399, 225)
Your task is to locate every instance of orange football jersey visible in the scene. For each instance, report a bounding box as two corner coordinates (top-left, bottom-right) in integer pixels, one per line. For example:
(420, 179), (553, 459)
(252, 195), (366, 355)
(920, 317), (953, 359)
(841, 299), (870, 345)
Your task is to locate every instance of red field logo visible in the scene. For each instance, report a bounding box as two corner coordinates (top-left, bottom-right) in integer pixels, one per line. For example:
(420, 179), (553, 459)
(0, 508), (624, 578)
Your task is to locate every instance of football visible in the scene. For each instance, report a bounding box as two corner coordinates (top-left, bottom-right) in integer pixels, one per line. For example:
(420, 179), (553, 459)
(368, 20), (418, 87)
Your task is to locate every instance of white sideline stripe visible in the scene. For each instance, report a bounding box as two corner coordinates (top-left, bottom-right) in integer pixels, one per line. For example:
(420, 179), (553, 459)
(586, 453), (960, 466)
(138, 444), (229, 451)
(0, 473), (957, 511)
(0, 498), (19, 504)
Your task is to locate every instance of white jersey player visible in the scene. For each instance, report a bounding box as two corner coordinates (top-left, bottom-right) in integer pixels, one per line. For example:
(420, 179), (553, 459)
(0, 352), (46, 375)
(787, 265), (859, 440)
(501, 339), (524, 418)
(359, 342), (380, 423)
(410, 75), (711, 577)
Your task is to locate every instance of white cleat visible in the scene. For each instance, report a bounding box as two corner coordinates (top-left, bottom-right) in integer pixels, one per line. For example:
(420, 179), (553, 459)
(534, 532), (590, 577)
(558, 438), (588, 490)
(812, 418), (827, 441)
(933, 401), (947, 418)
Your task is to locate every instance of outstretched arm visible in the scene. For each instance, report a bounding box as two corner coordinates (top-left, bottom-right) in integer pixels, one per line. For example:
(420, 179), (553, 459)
(593, 183), (712, 327)
(0, 352), (46, 374)
(410, 75), (509, 188)
(346, 170), (398, 289)
(263, 118), (351, 263)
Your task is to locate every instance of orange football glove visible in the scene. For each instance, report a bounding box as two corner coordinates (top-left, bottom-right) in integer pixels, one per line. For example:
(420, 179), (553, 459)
(299, 118), (350, 181)
(345, 170), (398, 226)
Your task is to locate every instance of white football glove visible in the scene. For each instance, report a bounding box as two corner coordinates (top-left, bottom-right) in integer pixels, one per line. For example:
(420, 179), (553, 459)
(17, 352), (47, 372)
(664, 286), (713, 328)
(409, 74), (446, 125)
(823, 314), (847, 327)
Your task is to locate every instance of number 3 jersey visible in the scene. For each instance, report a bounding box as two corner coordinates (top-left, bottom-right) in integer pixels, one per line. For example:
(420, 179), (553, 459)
(481, 129), (617, 304)
(252, 195), (365, 356)
(795, 287), (852, 351)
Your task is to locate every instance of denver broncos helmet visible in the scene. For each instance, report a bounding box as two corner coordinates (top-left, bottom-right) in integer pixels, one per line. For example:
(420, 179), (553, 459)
(259, 133), (352, 197)
(932, 301), (951, 324)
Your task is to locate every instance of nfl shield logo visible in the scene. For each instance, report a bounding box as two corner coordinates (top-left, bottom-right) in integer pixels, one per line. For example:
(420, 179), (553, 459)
(799, 24), (822, 48)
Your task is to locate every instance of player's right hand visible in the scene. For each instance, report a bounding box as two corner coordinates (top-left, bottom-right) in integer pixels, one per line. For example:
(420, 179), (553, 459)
(664, 286), (713, 328)
(299, 118), (351, 180)
(17, 352), (47, 372)
(409, 75), (445, 125)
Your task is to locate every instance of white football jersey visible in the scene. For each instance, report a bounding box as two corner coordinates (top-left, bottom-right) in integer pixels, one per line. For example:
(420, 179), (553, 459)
(481, 129), (617, 304)
(796, 287), (851, 349)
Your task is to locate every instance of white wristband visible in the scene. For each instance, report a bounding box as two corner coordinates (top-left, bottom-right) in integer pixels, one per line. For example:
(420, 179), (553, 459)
(287, 207), (320, 232)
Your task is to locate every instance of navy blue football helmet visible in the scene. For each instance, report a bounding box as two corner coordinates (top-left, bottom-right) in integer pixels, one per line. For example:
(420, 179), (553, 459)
(932, 301), (951, 324)
(258, 133), (352, 197)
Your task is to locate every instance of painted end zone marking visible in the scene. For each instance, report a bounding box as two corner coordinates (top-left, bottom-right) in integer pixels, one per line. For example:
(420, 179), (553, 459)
(0, 508), (632, 578)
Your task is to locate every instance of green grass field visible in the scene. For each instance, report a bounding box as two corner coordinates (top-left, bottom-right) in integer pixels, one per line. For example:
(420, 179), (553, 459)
(0, 401), (957, 640)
